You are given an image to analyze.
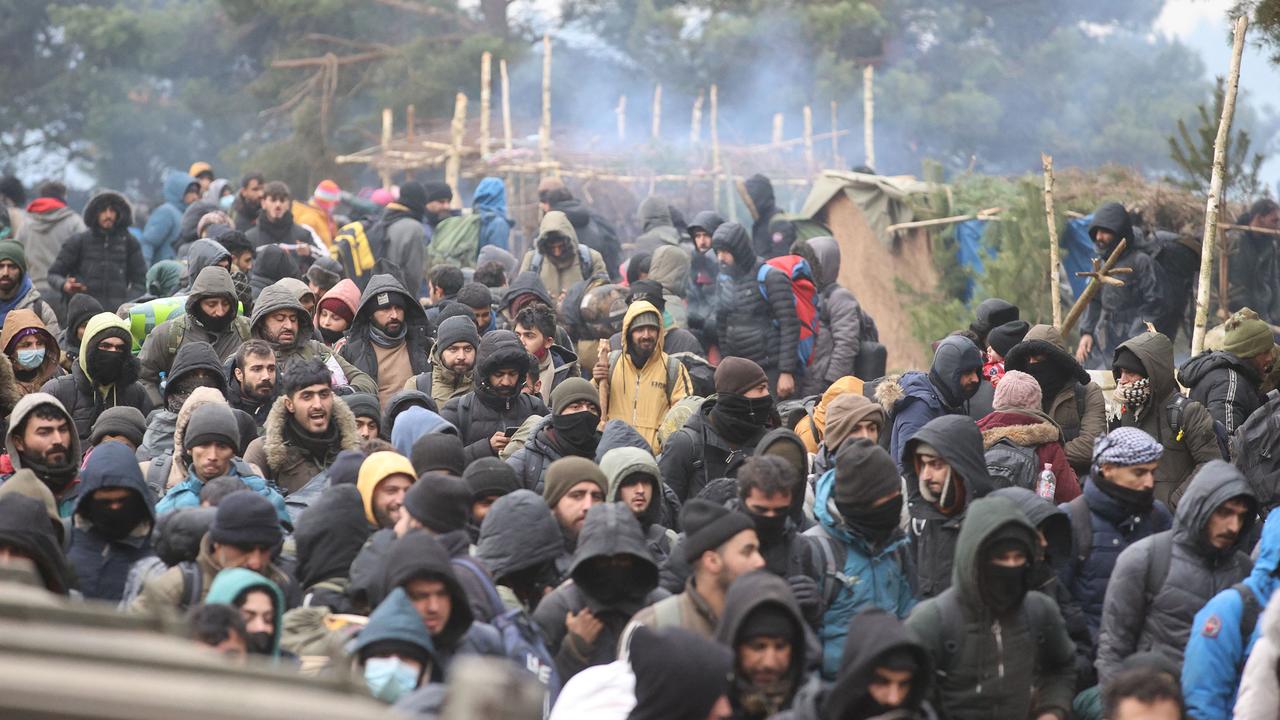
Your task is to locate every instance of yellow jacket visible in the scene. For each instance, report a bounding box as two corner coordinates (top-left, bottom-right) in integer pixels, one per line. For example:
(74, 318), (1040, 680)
(291, 201), (336, 254)
(795, 375), (864, 453)
(605, 301), (691, 451)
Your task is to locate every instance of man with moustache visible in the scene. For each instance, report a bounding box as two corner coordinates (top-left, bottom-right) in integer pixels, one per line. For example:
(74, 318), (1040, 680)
(593, 300), (691, 452)
(227, 340), (278, 432)
(339, 274), (433, 407)
(406, 315), (477, 409)
(249, 280), (376, 396)
(1, 393), (81, 517)
(0, 241), (59, 334)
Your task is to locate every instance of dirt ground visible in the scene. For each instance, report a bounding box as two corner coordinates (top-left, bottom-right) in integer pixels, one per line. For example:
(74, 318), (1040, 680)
(825, 192), (937, 371)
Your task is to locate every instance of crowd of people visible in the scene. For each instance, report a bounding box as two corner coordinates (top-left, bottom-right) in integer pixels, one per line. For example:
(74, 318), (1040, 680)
(0, 162), (1278, 720)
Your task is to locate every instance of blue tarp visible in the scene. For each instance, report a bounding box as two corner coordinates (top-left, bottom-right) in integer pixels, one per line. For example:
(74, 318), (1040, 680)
(1062, 215), (1096, 301)
(955, 219), (993, 303)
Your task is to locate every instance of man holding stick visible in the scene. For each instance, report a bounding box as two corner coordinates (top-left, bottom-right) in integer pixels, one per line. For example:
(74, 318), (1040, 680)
(592, 300), (691, 452)
(1075, 202), (1164, 368)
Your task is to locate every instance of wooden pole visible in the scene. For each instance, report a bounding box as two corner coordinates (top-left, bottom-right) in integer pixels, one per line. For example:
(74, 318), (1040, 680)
(651, 84), (662, 140)
(1191, 15), (1248, 355)
(1061, 239), (1130, 336)
(480, 52), (492, 158)
(803, 105), (815, 177)
(772, 114), (784, 146)
(616, 95), (627, 141)
(445, 92), (468, 209)
(863, 65), (875, 169)
(405, 105), (415, 142)
(500, 59), (513, 152)
(594, 339), (611, 429)
(710, 84), (721, 209)
(1043, 153), (1062, 328)
(380, 107), (393, 189)
(830, 101), (840, 167)
(690, 90), (704, 144)
(1217, 226), (1231, 322)
(539, 34), (552, 167)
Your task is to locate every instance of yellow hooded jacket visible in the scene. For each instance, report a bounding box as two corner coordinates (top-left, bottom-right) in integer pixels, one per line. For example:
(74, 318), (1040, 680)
(356, 451), (417, 527)
(605, 300), (691, 451)
(795, 375), (865, 453)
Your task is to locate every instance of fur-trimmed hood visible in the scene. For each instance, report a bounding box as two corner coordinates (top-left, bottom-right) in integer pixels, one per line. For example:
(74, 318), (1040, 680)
(977, 410), (1063, 450)
(873, 372), (904, 410)
(260, 392), (359, 473)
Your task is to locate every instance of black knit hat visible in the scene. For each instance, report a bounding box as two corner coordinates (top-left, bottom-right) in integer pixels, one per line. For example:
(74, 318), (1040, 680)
(1113, 348), (1147, 376)
(987, 320), (1030, 357)
(182, 403), (240, 452)
(422, 182), (454, 204)
(680, 499), (755, 562)
(402, 472), (471, 534)
(209, 491), (283, 549)
(462, 458), (519, 501)
(455, 282), (492, 310)
(342, 393), (381, 422)
(737, 603), (798, 643)
(834, 438), (901, 514)
(410, 433), (466, 477)
(89, 406), (146, 447)
(398, 181), (428, 211)
(715, 357), (768, 395)
(435, 315), (480, 352)
(328, 449), (366, 486)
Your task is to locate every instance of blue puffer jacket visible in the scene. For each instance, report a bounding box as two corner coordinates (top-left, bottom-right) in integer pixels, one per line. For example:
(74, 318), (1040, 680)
(155, 458), (290, 523)
(805, 467), (916, 680)
(66, 441), (157, 602)
(1060, 479), (1172, 638)
(473, 177), (512, 252)
(140, 170), (195, 265)
(1182, 511), (1280, 719)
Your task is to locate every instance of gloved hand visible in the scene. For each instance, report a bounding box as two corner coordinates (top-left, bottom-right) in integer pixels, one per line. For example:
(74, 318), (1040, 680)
(787, 574), (822, 627)
(333, 384), (356, 397)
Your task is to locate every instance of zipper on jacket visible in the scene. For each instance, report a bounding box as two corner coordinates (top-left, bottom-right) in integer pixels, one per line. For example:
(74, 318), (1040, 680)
(992, 619), (1005, 679)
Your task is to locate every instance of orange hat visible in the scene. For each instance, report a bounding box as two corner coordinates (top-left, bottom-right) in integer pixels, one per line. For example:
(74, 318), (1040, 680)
(313, 179), (341, 209)
(188, 161), (213, 179)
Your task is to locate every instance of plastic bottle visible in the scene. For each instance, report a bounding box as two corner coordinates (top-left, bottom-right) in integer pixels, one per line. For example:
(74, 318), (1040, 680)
(1036, 463), (1056, 500)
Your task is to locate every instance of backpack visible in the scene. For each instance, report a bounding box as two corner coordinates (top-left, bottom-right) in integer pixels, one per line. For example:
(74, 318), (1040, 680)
(1167, 394), (1231, 461)
(809, 527), (913, 608)
(334, 218), (401, 291)
(984, 438), (1042, 491)
(530, 244), (593, 279)
(1233, 582), (1264, 651)
(450, 556), (506, 622)
(1066, 495), (1093, 563)
(607, 350), (687, 404)
(656, 396), (706, 450)
(178, 560), (204, 612)
(428, 214), (481, 270)
(756, 255), (820, 370)
(671, 352), (716, 398)
(463, 565), (561, 705)
(1234, 399), (1280, 511)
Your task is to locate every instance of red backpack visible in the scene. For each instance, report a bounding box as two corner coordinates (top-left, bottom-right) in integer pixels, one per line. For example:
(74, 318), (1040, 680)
(756, 254), (820, 370)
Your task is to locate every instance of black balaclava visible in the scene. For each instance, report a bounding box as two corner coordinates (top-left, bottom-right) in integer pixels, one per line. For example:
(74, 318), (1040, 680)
(552, 412), (601, 458)
(88, 337), (130, 385)
(83, 491), (149, 541)
(711, 394), (774, 446)
(978, 533), (1033, 616)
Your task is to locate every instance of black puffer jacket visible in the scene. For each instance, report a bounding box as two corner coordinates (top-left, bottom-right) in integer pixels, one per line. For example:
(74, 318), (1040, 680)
(686, 210), (724, 335)
(48, 191), (146, 313)
(1079, 203), (1164, 362)
(42, 318), (153, 442)
(1178, 350), (1267, 437)
(441, 330), (548, 464)
(743, 174), (796, 260)
(339, 274), (433, 385)
(658, 396), (773, 503)
(245, 209), (312, 248)
(711, 222), (800, 374)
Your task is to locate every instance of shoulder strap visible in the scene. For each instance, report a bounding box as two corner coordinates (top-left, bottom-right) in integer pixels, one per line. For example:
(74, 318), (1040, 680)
(663, 356), (681, 404)
(1166, 394), (1189, 443)
(756, 263), (773, 303)
(653, 596), (682, 628)
(530, 251), (544, 275)
(1067, 495), (1093, 563)
(577, 245), (592, 277)
(608, 350), (621, 379)
(809, 528), (847, 607)
(451, 556), (505, 613)
(1235, 583), (1263, 649)
(179, 561), (202, 611)
(935, 596), (966, 678)
(1143, 533), (1174, 605)
(1074, 383), (1087, 420)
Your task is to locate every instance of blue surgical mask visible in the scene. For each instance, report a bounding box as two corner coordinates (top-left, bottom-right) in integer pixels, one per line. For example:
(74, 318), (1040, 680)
(219, 194), (234, 212)
(15, 347), (44, 370)
(364, 656), (421, 703)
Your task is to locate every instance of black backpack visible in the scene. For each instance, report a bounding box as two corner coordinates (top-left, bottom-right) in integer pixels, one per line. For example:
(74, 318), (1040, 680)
(1167, 394), (1231, 461)
(984, 438), (1042, 491)
(1231, 395), (1280, 510)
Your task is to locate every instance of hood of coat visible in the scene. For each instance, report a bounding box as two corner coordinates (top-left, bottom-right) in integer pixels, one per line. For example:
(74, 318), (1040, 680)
(620, 300), (667, 365)
(383, 389), (439, 433)
(167, 341), (227, 395)
(83, 191), (134, 233)
(7, 393), (81, 472)
(1178, 351), (1261, 389)
(153, 506), (215, 565)
(1004, 324), (1091, 388)
(261, 392), (359, 474)
(548, 197), (590, 229)
(988, 486), (1071, 571)
(711, 222), (756, 274)
(638, 196), (675, 234)
(743, 174), (776, 220)
(384, 530), (474, 648)
(714, 570), (813, 693)
(595, 419), (653, 463)
(163, 171), (197, 209)
(501, 271), (554, 312)
(251, 245), (301, 291)
(568, 502), (658, 609)
(688, 210), (726, 238)
(902, 414), (992, 505)
(474, 489), (565, 580)
(951, 495), (1041, 615)
(822, 608), (932, 719)
(1089, 202), (1134, 246)
(294, 484), (371, 589)
(354, 586), (438, 665)
(1, 308), (60, 371)
(78, 312), (133, 383)
(811, 376), (864, 433)
(805, 236), (842, 288)
(184, 265), (238, 317)
(472, 177), (507, 215)
(535, 211), (579, 256)
(473, 329), (533, 387)
(350, 273), (430, 338)
(1113, 331), (1176, 403)
(250, 283), (310, 346)
(320, 278), (361, 321)
(186, 239), (232, 286)
(601, 446), (663, 527)
(976, 411), (1063, 448)
(477, 244), (518, 277)
(205, 568), (286, 658)
(648, 245), (690, 297)
(25, 204), (78, 229)
(1172, 460), (1258, 558)
(72, 440), (155, 530)
(203, 178), (230, 205)
(390, 406), (457, 457)
(929, 336), (984, 410)
(64, 295), (104, 344)
(0, 493), (74, 594)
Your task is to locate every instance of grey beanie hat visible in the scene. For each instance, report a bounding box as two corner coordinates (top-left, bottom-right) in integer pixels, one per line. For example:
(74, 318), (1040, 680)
(182, 403), (240, 452)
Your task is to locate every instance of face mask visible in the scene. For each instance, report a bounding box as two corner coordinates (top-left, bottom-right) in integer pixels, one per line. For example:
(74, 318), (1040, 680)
(90, 348), (127, 384)
(750, 512), (788, 546)
(197, 308), (234, 332)
(85, 495), (147, 540)
(364, 656), (421, 703)
(839, 495), (903, 546)
(1096, 476), (1155, 512)
(584, 565), (640, 605)
(246, 631), (274, 655)
(1114, 377), (1152, 411)
(15, 348), (44, 370)
(319, 326), (344, 345)
(711, 393), (774, 444)
(219, 194), (234, 211)
(979, 562), (1031, 615)
(552, 412), (600, 456)
(1022, 362), (1066, 406)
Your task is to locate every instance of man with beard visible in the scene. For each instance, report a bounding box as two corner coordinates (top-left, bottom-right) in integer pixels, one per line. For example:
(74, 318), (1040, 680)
(67, 441), (155, 601)
(356, 450), (416, 530)
(508, 379), (602, 493)
(455, 282), (496, 335)
(244, 181), (314, 249)
(339, 274), (433, 407)
(244, 358), (361, 495)
(542, 457), (607, 574)
(877, 335), (984, 473)
(407, 315), (477, 409)
(807, 438), (915, 679)
(594, 300), (691, 452)
(715, 572), (814, 719)
(1004, 324), (1108, 476)
(1178, 309), (1275, 437)
(1075, 202), (1164, 367)
(441, 329), (548, 464)
(231, 172), (264, 231)
(660, 357), (776, 503)
(204, 567), (287, 660)
(226, 340), (277, 432)
(906, 495), (1076, 720)
(624, 499), (763, 640)
(42, 312), (153, 442)
(249, 280), (376, 396)
(0, 241), (59, 334)
(602, 442), (676, 566)
(520, 211), (608, 299)
(139, 266), (250, 405)
(533, 502), (668, 680)
(136, 340), (228, 462)
(49, 189), (146, 314)
(2, 394), (80, 516)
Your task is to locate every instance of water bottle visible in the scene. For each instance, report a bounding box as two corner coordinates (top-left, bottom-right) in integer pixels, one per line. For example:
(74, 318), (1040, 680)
(1036, 463), (1056, 500)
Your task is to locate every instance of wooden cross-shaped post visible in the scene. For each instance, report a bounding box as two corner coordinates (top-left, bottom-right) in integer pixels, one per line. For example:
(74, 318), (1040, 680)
(1059, 239), (1131, 336)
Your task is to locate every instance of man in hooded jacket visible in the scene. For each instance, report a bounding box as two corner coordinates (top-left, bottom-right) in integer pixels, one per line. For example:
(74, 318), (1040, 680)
(49, 190), (146, 314)
(42, 312), (153, 442)
(741, 174), (795, 260)
(140, 170), (197, 266)
(1111, 331), (1221, 507)
(1097, 460), (1257, 678)
(533, 502), (668, 681)
(249, 281), (376, 396)
(1076, 202), (1164, 367)
(339, 274), (433, 406)
(441, 329), (548, 464)
(2, 393), (82, 516)
(878, 335), (984, 473)
(595, 300), (691, 452)
(906, 495), (1075, 720)
(408, 315), (476, 408)
(712, 221), (801, 397)
(136, 340), (227, 462)
(540, 181), (621, 281)
(799, 236), (865, 397)
(138, 266), (250, 405)
(370, 181), (428, 298)
(15, 182), (85, 312)
(475, 489), (569, 612)
(633, 196), (682, 255)
(602, 442), (677, 566)
(714, 571), (815, 719)
(68, 440), (156, 602)
(685, 210), (724, 336)
(903, 414), (995, 599)
(1177, 309), (1274, 437)
(506, 378), (601, 494)
(292, 484), (370, 612)
(519, 211), (608, 299)
(0, 493), (76, 594)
